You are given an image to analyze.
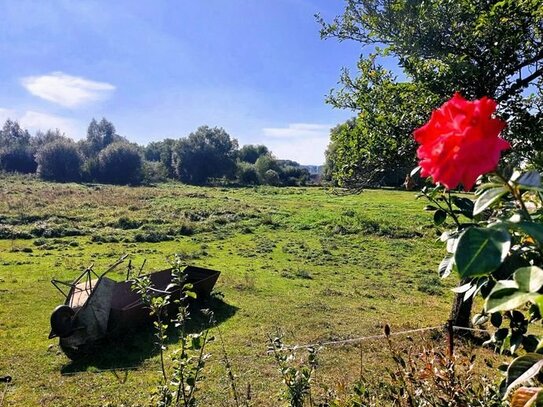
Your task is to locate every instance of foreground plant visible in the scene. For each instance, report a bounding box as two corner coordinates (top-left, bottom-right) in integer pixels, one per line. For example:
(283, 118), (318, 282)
(132, 255), (214, 407)
(268, 335), (318, 407)
(414, 93), (543, 404)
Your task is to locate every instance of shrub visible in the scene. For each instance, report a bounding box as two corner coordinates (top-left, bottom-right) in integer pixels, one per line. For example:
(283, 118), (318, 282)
(236, 161), (259, 185)
(35, 140), (82, 182)
(98, 142), (143, 185)
(0, 146), (36, 174)
(172, 126), (238, 185)
(142, 160), (168, 184)
(263, 169), (280, 186)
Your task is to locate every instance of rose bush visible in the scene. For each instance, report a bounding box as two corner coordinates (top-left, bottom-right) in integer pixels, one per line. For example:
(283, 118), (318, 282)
(415, 94), (543, 405)
(414, 93), (510, 191)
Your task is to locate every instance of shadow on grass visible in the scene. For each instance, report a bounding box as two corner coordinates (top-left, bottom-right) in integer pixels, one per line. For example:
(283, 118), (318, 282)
(60, 295), (238, 375)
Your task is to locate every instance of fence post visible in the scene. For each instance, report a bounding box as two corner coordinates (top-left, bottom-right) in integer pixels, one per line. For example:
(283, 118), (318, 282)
(447, 320), (454, 357)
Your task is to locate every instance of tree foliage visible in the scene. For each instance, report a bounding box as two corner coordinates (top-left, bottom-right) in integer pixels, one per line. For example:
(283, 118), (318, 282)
(238, 144), (269, 164)
(98, 142), (143, 185)
(80, 118), (125, 158)
(172, 126), (238, 185)
(144, 139), (176, 177)
(35, 139), (82, 182)
(319, 0), (543, 186)
(0, 119), (35, 173)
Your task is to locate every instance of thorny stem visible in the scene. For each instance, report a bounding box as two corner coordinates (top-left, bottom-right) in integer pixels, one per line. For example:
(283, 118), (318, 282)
(156, 311), (168, 384)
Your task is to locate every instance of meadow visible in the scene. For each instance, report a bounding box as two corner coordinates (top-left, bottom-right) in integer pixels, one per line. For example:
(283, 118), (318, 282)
(0, 175), (495, 406)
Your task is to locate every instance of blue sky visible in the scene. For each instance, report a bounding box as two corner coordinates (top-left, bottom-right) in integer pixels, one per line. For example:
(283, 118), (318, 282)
(0, 0), (374, 164)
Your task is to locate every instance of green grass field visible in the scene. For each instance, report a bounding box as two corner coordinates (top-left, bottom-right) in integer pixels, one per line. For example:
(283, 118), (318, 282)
(0, 175), (491, 406)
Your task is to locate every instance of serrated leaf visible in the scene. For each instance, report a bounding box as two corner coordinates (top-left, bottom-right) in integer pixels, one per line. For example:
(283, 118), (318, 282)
(473, 187), (508, 215)
(455, 227), (511, 278)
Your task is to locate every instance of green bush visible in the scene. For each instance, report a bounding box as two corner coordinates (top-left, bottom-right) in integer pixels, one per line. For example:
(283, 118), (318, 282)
(98, 142), (143, 185)
(35, 140), (82, 182)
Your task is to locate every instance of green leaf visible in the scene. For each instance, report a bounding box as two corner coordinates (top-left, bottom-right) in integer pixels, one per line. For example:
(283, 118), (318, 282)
(504, 353), (543, 397)
(517, 222), (543, 245)
(473, 186), (508, 215)
(487, 292), (537, 314)
(515, 266), (543, 293)
(433, 209), (447, 225)
(455, 227), (511, 278)
(452, 196), (474, 218)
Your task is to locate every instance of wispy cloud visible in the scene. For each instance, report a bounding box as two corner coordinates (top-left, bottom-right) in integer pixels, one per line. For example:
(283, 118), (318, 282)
(0, 108), (80, 136)
(21, 72), (115, 108)
(262, 123), (331, 138)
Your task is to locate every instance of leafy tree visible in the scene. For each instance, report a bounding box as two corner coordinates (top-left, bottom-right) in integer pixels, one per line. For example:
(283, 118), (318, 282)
(318, 0), (543, 184)
(326, 72), (437, 187)
(142, 160), (169, 184)
(97, 142), (143, 185)
(31, 129), (66, 151)
(277, 160), (310, 186)
(236, 161), (259, 185)
(35, 139), (82, 182)
(0, 119), (36, 173)
(239, 144), (269, 164)
(0, 119), (31, 148)
(263, 169), (280, 186)
(254, 154), (280, 182)
(172, 126), (238, 185)
(144, 139), (176, 178)
(80, 118), (125, 158)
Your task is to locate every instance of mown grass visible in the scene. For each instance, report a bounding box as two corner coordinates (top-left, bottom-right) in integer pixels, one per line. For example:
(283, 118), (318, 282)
(0, 174), (499, 406)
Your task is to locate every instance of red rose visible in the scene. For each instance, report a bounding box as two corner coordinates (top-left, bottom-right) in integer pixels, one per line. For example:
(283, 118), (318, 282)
(414, 93), (509, 191)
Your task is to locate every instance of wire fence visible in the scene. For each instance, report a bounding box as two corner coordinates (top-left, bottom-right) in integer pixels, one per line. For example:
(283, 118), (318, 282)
(54, 322), (491, 376)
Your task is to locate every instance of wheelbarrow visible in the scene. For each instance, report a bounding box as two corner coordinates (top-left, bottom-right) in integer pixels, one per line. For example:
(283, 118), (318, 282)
(48, 256), (220, 359)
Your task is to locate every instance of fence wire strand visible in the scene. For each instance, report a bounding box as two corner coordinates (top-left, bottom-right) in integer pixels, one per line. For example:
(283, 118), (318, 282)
(285, 324), (490, 350)
(57, 324), (491, 376)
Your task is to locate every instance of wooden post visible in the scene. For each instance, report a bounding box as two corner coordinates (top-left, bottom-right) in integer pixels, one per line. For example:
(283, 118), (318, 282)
(447, 319), (454, 357)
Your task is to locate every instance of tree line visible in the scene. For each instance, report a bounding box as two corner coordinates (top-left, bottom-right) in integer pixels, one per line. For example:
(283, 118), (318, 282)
(0, 118), (310, 186)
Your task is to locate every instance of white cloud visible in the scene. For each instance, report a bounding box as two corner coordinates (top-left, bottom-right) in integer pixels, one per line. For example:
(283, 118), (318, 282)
(263, 136), (330, 165)
(0, 108), (79, 136)
(21, 72), (115, 108)
(262, 123), (332, 138)
(258, 123), (332, 164)
(20, 111), (77, 134)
